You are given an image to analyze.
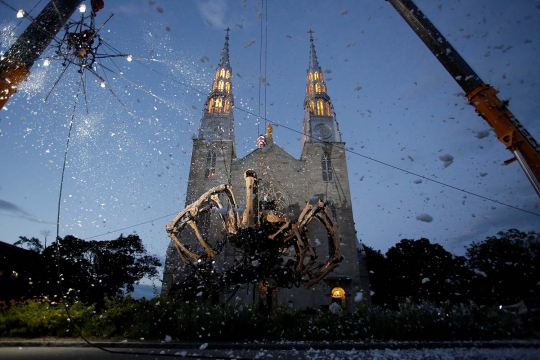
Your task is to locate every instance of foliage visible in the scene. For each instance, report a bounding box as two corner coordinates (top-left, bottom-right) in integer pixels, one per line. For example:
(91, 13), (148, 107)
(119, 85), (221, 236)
(0, 297), (536, 341)
(465, 229), (540, 305)
(13, 236), (43, 253)
(367, 238), (471, 308)
(38, 234), (161, 305)
(0, 298), (93, 337)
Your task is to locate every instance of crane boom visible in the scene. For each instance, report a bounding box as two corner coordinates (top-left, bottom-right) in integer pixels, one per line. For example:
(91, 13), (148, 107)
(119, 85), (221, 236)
(387, 0), (540, 196)
(0, 0), (81, 110)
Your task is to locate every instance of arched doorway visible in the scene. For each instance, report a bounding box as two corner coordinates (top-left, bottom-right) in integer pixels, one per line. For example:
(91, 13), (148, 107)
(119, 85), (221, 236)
(331, 287), (346, 309)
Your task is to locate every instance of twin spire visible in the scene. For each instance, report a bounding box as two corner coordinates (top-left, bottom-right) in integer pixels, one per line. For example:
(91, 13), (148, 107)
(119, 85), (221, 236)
(201, 29), (338, 143)
(204, 28), (233, 115)
(304, 29), (334, 118)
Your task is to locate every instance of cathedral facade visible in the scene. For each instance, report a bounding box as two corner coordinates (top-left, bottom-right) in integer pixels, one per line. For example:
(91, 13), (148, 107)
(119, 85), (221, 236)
(162, 31), (370, 313)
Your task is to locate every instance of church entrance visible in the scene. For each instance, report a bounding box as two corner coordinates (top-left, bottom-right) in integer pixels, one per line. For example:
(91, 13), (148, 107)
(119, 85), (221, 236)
(331, 287), (346, 309)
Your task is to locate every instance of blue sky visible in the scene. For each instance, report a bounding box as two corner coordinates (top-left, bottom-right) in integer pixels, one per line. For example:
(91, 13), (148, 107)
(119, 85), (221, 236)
(1, 0), (539, 293)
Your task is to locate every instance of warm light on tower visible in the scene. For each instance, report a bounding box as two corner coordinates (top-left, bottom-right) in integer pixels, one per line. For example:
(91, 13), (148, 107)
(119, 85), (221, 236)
(16, 9), (25, 18)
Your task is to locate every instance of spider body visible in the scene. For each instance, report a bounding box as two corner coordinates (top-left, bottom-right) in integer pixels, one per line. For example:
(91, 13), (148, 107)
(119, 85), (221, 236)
(166, 170), (343, 293)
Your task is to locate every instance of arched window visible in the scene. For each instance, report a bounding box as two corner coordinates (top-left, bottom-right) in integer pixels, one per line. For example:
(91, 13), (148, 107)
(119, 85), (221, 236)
(224, 100), (230, 113)
(215, 98), (223, 113)
(215, 71), (219, 80)
(218, 80), (224, 91)
(226, 70), (230, 79)
(320, 73), (324, 82)
(315, 83), (321, 93)
(314, 71), (319, 80)
(208, 98), (214, 113)
(322, 153), (333, 182)
(307, 85), (313, 95)
(309, 100), (315, 114)
(325, 102), (331, 116)
(308, 73), (313, 82)
(225, 82), (231, 92)
(322, 84), (326, 92)
(212, 82), (217, 91)
(220, 69), (225, 78)
(317, 99), (325, 115)
(205, 151), (216, 178)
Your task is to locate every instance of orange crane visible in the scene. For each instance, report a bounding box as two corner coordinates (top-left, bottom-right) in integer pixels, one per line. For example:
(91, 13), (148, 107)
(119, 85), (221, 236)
(0, 0), (82, 110)
(387, 0), (540, 197)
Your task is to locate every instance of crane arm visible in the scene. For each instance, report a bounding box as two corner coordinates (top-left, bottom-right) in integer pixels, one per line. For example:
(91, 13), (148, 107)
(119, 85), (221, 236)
(386, 0), (540, 196)
(0, 0), (81, 110)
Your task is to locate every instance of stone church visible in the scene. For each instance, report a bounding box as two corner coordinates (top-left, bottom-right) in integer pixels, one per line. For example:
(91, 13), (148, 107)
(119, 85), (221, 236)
(162, 31), (370, 313)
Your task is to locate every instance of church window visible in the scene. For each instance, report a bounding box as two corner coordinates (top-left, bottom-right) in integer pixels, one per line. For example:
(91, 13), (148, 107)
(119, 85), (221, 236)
(226, 70), (230, 79)
(218, 80), (224, 91)
(220, 68), (225, 78)
(322, 153), (333, 182)
(325, 102), (331, 116)
(317, 99), (325, 115)
(205, 151), (216, 178)
(224, 100), (230, 113)
(315, 83), (321, 93)
(320, 73), (324, 82)
(215, 71), (219, 80)
(208, 98), (214, 113)
(322, 84), (326, 92)
(212, 82), (217, 91)
(309, 100), (315, 114)
(215, 98), (223, 113)
(314, 71), (319, 80)
(308, 73), (313, 82)
(225, 82), (231, 92)
(197, 210), (211, 237)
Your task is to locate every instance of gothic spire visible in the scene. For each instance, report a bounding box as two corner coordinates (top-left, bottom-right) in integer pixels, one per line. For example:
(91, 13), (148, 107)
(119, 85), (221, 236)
(218, 27), (231, 69)
(302, 30), (341, 145)
(198, 29), (235, 141)
(203, 28), (234, 116)
(308, 29), (321, 73)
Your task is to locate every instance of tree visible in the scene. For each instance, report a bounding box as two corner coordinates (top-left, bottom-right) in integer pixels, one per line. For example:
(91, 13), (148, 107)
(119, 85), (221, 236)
(13, 236), (43, 253)
(40, 234), (161, 304)
(363, 245), (391, 306)
(384, 238), (470, 307)
(465, 229), (540, 306)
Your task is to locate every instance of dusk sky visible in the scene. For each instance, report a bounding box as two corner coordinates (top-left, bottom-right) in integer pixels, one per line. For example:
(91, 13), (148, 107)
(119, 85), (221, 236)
(1, 0), (539, 291)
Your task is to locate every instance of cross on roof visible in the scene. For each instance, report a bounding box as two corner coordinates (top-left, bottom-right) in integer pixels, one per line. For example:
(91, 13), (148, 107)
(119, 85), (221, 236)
(308, 29), (314, 41)
(225, 27), (231, 38)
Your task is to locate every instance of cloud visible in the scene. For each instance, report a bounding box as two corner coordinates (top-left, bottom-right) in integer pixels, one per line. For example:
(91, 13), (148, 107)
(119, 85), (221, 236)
(198, 0), (227, 29)
(0, 199), (50, 224)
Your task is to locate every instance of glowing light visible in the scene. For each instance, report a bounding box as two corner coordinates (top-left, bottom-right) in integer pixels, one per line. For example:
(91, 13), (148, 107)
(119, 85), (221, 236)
(43, 59), (50, 67)
(79, 4), (86, 13)
(126, 54), (133, 62)
(100, 81), (106, 88)
(16, 9), (25, 18)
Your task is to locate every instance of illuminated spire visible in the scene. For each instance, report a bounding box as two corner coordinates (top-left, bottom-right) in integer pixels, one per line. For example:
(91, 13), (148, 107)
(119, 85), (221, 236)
(204, 28), (234, 116)
(304, 30), (334, 118)
(302, 30), (341, 145)
(198, 29), (235, 141)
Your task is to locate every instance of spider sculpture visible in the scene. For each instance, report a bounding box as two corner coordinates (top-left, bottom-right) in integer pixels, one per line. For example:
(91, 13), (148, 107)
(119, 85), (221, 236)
(166, 170), (343, 294)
